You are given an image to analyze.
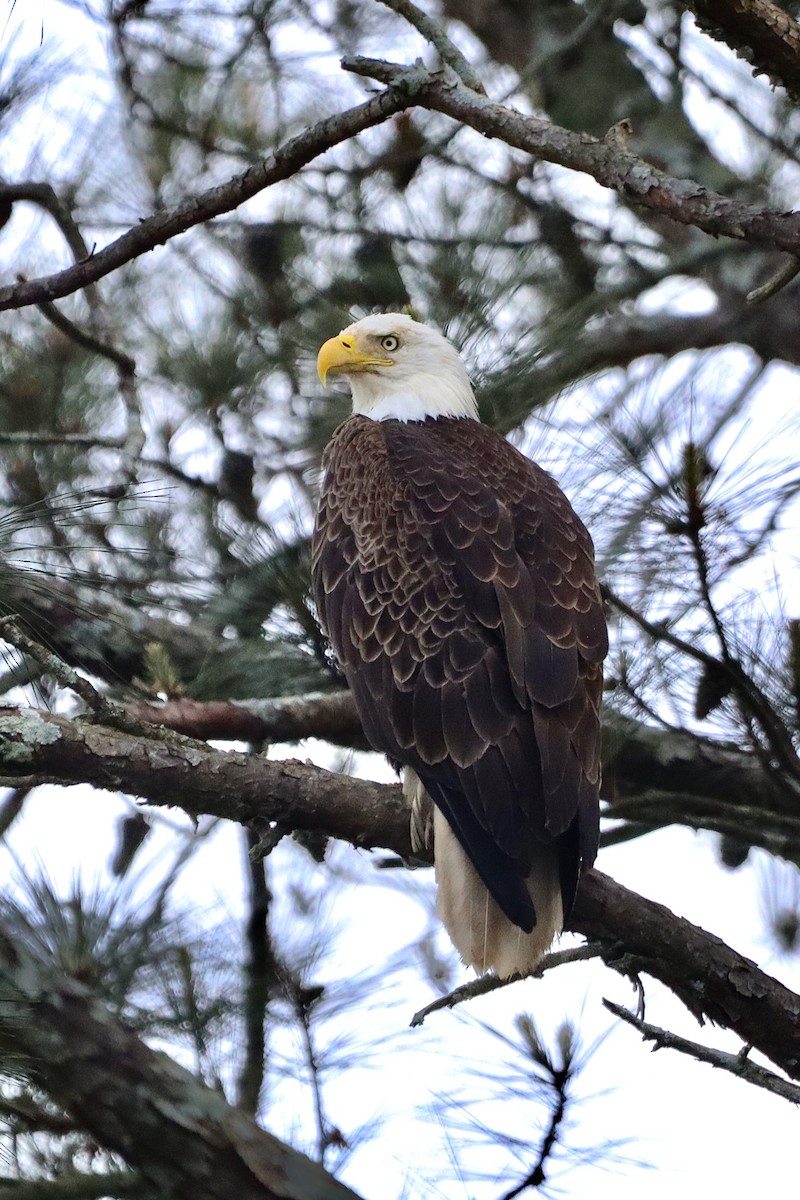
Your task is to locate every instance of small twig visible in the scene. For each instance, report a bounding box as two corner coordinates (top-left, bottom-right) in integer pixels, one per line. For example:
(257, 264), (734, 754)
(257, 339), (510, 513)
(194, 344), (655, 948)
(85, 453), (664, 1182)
(376, 0), (485, 93)
(34, 297), (135, 375)
(410, 944), (601, 1027)
(0, 181), (96, 300)
(0, 616), (128, 728)
(747, 255), (800, 303)
(0, 432), (125, 448)
(604, 999), (800, 1105)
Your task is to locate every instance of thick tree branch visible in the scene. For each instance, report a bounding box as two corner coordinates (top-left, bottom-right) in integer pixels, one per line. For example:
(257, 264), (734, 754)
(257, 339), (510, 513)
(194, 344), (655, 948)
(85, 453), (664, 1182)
(0, 706), (409, 852)
(0, 925), (362, 1200)
(1, 704), (799, 1080)
(129, 693), (371, 750)
(343, 57), (800, 254)
(0, 84), (418, 312)
(683, 0), (800, 101)
(570, 870), (800, 1080)
(130, 691), (800, 857)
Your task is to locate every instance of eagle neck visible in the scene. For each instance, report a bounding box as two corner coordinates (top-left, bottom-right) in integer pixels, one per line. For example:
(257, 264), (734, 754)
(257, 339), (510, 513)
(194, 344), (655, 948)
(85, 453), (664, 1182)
(350, 369), (479, 423)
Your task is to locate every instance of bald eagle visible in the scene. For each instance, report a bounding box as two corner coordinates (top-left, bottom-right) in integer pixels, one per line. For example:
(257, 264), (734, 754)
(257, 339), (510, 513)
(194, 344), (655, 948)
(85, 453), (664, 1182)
(312, 314), (606, 977)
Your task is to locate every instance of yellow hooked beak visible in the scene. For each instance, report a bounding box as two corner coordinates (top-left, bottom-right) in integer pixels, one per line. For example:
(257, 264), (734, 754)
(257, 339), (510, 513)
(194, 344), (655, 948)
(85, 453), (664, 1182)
(317, 334), (393, 387)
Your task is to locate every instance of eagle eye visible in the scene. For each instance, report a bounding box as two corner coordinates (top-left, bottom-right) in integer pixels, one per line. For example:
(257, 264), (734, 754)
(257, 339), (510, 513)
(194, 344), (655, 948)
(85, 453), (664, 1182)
(380, 335), (399, 352)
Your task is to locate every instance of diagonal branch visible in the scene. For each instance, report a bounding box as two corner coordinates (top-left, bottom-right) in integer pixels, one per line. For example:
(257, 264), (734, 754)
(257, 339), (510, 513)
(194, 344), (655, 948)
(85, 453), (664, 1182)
(343, 57), (800, 254)
(376, 0), (485, 92)
(1, 704), (799, 1081)
(0, 922), (363, 1200)
(0, 82), (420, 312)
(604, 999), (800, 1105)
(683, 0), (800, 102)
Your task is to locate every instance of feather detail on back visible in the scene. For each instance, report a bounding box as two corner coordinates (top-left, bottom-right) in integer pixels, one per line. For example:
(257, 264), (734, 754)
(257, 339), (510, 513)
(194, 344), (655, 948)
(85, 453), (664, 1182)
(312, 384), (606, 977)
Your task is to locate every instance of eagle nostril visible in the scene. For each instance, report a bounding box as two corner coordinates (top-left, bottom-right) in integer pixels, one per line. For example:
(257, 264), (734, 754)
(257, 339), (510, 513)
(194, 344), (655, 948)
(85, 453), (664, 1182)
(341, 339), (352, 349)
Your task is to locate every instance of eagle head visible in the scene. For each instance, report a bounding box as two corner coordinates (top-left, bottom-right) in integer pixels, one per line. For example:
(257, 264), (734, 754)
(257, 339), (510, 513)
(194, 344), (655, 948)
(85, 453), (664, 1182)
(316, 313), (478, 423)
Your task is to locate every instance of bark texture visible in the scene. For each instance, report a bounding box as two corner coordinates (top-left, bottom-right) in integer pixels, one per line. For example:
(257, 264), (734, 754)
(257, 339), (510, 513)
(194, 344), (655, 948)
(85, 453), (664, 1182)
(1, 704), (799, 1081)
(0, 927), (361, 1200)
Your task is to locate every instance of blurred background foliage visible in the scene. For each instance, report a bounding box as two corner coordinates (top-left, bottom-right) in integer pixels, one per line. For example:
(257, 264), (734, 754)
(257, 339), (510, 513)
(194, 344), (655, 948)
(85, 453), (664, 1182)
(1, 0), (800, 1194)
(3, 0), (799, 717)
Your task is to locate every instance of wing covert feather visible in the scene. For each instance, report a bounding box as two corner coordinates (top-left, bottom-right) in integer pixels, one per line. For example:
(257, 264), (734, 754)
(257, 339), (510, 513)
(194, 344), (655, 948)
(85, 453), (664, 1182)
(311, 415), (606, 928)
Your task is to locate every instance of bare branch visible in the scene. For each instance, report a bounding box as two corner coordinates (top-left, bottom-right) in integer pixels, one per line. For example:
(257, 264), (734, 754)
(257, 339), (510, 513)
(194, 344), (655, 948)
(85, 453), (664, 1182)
(343, 57), (800, 254)
(129, 693), (371, 750)
(410, 945), (602, 1026)
(747, 255), (800, 303)
(570, 870), (800, 1081)
(0, 706), (410, 853)
(33, 299), (135, 375)
(0, 85), (419, 312)
(0, 181), (94, 274)
(604, 999), (800, 1105)
(0, 617), (151, 739)
(377, 0), (485, 92)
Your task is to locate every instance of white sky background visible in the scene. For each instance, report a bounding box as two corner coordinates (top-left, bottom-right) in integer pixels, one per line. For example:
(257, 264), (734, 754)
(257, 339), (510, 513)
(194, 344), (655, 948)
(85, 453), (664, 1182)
(2, 3), (800, 1198)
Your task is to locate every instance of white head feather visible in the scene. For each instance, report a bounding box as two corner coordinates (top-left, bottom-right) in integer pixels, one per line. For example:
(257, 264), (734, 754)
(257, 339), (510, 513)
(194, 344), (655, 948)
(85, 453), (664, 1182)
(317, 312), (478, 422)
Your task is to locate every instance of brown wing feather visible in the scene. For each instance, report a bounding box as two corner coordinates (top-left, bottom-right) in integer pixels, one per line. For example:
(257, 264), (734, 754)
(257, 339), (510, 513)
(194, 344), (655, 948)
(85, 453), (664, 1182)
(312, 414), (606, 928)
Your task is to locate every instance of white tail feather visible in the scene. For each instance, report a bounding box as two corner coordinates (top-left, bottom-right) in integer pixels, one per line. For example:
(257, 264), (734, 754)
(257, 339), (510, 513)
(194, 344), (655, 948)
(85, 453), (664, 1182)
(405, 769), (563, 978)
(433, 809), (563, 978)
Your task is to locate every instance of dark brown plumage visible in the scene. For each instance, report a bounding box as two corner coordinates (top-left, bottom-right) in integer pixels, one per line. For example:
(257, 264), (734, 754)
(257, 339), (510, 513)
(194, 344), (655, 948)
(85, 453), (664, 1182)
(312, 398), (606, 974)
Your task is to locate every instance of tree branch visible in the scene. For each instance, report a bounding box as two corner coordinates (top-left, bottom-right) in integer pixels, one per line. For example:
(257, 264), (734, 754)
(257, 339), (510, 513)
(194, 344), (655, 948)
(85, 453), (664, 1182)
(0, 706), (409, 852)
(0, 84), (419, 312)
(570, 870), (800, 1081)
(0, 923), (363, 1200)
(130, 691), (800, 854)
(128, 693), (371, 750)
(33, 299), (135, 375)
(1, 704), (799, 1081)
(0, 183), (94, 274)
(343, 57), (800, 254)
(604, 998), (800, 1105)
(683, 0), (800, 102)
(377, 0), (485, 92)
